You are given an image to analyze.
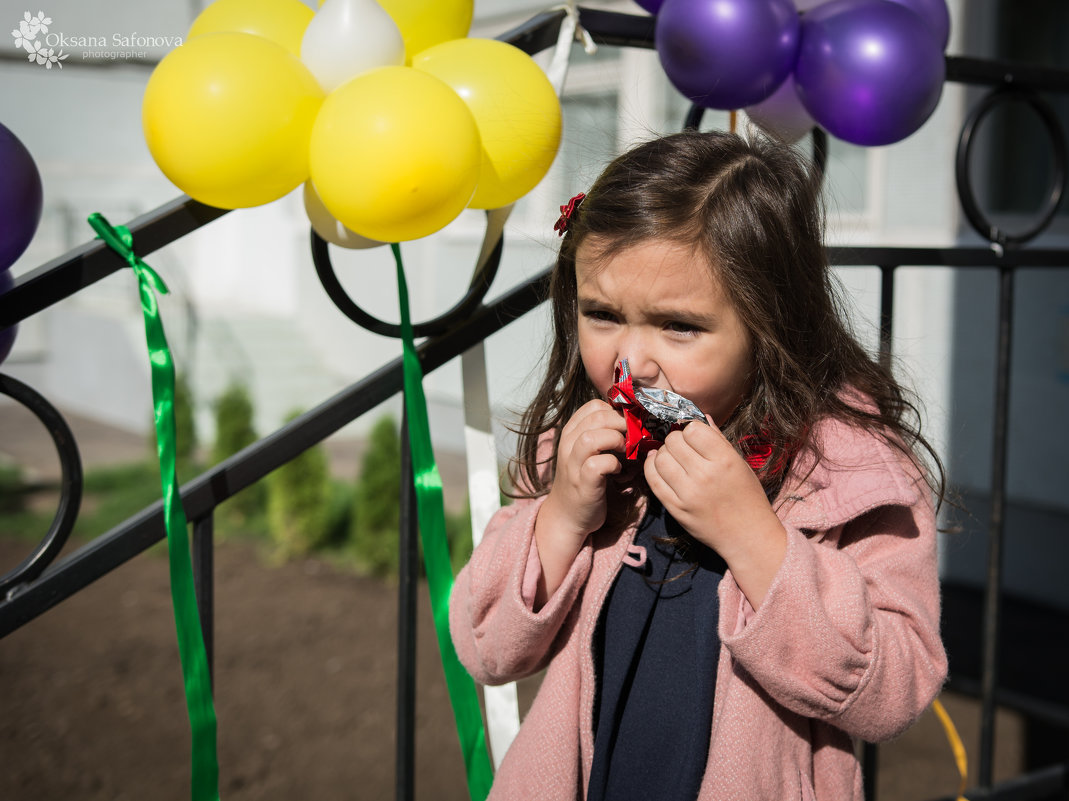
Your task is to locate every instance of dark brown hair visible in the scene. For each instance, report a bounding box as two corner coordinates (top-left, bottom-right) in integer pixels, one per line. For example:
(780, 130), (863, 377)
(510, 130), (945, 515)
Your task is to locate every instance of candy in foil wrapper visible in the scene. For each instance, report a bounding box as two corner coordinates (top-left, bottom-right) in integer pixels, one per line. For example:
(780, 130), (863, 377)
(606, 358), (708, 460)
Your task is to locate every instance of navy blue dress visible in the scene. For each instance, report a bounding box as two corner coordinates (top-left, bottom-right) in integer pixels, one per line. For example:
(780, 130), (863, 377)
(587, 500), (727, 801)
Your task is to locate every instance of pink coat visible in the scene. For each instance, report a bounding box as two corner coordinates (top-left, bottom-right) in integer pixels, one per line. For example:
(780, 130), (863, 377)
(449, 412), (947, 800)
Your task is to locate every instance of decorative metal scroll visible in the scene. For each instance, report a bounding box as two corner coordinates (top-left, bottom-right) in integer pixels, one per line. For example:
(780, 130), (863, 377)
(0, 373), (82, 597)
(955, 84), (1068, 247)
(310, 214), (504, 339)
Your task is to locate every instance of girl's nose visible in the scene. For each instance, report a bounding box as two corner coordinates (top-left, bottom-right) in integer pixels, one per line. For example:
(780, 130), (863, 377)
(622, 342), (658, 387)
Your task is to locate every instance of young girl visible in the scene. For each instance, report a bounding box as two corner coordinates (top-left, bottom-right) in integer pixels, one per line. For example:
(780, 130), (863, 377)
(449, 130), (947, 800)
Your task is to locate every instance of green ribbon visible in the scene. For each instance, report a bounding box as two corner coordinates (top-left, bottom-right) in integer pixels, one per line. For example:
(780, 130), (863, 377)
(88, 213), (220, 801)
(392, 243), (493, 801)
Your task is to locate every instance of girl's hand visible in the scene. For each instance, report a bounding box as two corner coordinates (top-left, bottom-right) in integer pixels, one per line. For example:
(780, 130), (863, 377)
(644, 418), (787, 608)
(533, 400), (626, 606)
(543, 399), (627, 538)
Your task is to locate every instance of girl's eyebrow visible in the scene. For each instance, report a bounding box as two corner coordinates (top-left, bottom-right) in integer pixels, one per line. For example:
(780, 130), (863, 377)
(648, 307), (719, 328)
(577, 296), (613, 311)
(577, 296), (718, 328)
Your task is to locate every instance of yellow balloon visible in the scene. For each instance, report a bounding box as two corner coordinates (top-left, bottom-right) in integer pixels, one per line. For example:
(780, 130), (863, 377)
(309, 66), (481, 242)
(414, 38), (562, 209)
(143, 33), (324, 209)
(188, 0), (314, 57)
(376, 0), (473, 62)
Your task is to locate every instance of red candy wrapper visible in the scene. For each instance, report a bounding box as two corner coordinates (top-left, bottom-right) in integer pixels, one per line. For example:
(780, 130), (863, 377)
(606, 358), (708, 460)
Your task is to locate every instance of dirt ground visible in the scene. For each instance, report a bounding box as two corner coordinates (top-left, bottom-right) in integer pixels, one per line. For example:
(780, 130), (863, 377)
(0, 531), (1026, 801)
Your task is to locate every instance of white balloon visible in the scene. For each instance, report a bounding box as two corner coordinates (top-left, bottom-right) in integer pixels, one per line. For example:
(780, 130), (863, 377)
(303, 181), (385, 249)
(300, 0), (405, 94)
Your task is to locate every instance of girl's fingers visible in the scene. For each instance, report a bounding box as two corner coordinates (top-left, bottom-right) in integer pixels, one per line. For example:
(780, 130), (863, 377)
(661, 420), (731, 475)
(644, 449), (681, 508)
(565, 399), (623, 432)
(571, 427), (626, 463)
(560, 403), (626, 458)
(648, 442), (688, 489)
(681, 419), (727, 458)
(659, 429), (705, 476)
(584, 452), (623, 480)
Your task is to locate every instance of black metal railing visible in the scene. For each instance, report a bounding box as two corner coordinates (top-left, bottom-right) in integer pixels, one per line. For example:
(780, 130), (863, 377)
(2, 8), (1069, 801)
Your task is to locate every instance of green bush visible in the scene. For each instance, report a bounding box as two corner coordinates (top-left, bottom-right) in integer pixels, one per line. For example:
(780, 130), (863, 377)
(323, 477), (356, 548)
(446, 499), (474, 576)
(0, 461), (166, 543)
(0, 462), (25, 515)
(348, 414), (477, 578)
(267, 409), (330, 558)
(174, 372), (197, 467)
(211, 382), (265, 527)
(350, 415), (402, 577)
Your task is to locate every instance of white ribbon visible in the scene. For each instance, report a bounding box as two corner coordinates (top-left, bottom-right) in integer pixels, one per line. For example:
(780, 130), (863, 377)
(546, 1), (597, 95)
(461, 205), (521, 769)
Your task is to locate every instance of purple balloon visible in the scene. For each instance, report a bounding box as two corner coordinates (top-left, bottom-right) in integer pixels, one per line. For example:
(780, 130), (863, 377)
(886, 0), (950, 50)
(656, 0), (801, 110)
(635, 0), (665, 13)
(746, 75), (814, 143)
(794, 0), (945, 147)
(0, 269), (17, 365)
(0, 123), (43, 272)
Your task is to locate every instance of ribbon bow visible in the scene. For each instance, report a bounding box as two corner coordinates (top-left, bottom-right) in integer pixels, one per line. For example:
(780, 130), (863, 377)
(553, 192), (585, 236)
(88, 212), (220, 801)
(88, 213), (171, 304)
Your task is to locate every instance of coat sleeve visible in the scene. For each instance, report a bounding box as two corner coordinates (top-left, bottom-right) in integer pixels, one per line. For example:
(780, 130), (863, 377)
(718, 499), (947, 742)
(449, 493), (594, 686)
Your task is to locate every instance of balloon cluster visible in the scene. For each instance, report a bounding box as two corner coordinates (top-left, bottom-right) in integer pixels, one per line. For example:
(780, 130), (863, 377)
(641, 0), (949, 147)
(143, 0), (563, 244)
(0, 122), (42, 365)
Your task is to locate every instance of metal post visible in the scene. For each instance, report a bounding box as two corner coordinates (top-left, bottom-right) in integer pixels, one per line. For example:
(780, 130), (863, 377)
(862, 264), (897, 801)
(878, 265), (896, 371)
(979, 265), (1015, 789)
(192, 514), (215, 688)
(863, 741), (879, 801)
(396, 408), (418, 801)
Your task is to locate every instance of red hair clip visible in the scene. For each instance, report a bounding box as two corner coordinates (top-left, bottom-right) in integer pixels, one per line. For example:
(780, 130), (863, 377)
(553, 192), (586, 237)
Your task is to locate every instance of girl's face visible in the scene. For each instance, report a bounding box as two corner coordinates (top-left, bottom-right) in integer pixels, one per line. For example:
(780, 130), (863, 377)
(576, 237), (753, 425)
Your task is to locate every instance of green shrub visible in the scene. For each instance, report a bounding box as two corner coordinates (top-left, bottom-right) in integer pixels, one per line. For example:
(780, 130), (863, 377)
(267, 409), (330, 558)
(211, 382), (265, 527)
(0, 462), (25, 515)
(323, 477), (355, 548)
(350, 415), (401, 576)
(0, 461), (165, 543)
(212, 382), (257, 462)
(174, 372), (197, 467)
(347, 415), (477, 578)
(446, 499), (474, 576)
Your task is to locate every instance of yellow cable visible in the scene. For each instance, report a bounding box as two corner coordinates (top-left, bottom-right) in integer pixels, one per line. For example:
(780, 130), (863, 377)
(931, 697), (969, 801)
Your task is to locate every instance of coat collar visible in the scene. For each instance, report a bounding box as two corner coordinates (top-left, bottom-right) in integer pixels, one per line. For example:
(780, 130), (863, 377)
(773, 413), (927, 532)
